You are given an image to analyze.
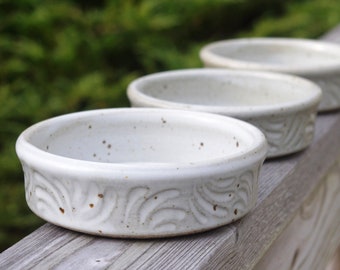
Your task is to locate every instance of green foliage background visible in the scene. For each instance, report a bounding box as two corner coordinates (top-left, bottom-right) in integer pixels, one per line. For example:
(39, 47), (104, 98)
(1, 0), (340, 251)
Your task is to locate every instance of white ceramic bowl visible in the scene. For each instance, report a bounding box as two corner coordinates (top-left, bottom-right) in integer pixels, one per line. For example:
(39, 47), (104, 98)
(127, 69), (322, 157)
(199, 37), (340, 111)
(16, 108), (267, 238)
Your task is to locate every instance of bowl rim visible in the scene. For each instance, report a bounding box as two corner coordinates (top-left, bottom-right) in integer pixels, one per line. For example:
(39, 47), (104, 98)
(16, 108), (267, 180)
(199, 37), (340, 76)
(127, 68), (322, 118)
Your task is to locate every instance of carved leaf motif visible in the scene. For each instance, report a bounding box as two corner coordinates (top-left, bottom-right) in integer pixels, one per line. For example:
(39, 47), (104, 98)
(190, 169), (256, 225)
(253, 117), (286, 153)
(149, 208), (187, 231)
(124, 187), (186, 232)
(23, 166), (117, 227)
(252, 112), (315, 155)
(124, 187), (149, 224)
(23, 162), (34, 201)
(281, 115), (308, 149)
(314, 77), (340, 109)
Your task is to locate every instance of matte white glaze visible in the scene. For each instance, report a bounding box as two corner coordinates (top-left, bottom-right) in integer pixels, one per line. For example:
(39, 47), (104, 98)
(127, 69), (322, 157)
(16, 108), (267, 238)
(199, 38), (340, 111)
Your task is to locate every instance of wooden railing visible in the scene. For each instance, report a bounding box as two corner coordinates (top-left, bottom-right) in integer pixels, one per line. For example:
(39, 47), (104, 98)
(1, 25), (340, 270)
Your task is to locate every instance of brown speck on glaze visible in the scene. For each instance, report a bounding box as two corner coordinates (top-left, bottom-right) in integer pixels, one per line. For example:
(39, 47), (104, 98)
(228, 193), (232, 197)
(29, 191), (32, 196)
(102, 140), (106, 144)
(154, 196), (158, 200)
(89, 203), (94, 208)
(234, 209), (238, 215)
(72, 207), (76, 212)
(200, 142), (204, 147)
(213, 204), (217, 211)
(88, 125), (92, 129)
(59, 207), (65, 214)
(125, 176), (128, 179)
(161, 118), (166, 124)
(98, 194), (104, 198)
(237, 184), (240, 188)
(107, 144), (111, 149)
(163, 84), (168, 89)
(236, 141), (239, 147)
(98, 230), (102, 234)
(93, 153), (97, 157)
(96, 259), (101, 262)
(46, 145), (49, 150)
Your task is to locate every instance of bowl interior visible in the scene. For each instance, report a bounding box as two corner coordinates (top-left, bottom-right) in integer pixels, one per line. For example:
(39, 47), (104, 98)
(212, 43), (339, 66)
(202, 38), (340, 71)
(25, 110), (258, 164)
(130, 71), (318, 109)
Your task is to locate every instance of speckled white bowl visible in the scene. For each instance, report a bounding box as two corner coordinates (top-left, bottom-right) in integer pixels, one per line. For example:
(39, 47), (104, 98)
(199, 38), (340, 111)
(16, 108), (267, 238)
(127, 69), (322, 157)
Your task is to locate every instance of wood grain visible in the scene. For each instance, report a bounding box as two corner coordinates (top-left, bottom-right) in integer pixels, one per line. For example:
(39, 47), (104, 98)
(254, 157), (340, 270)
(326, 247), (340, 270)
(1, 26), (340, 270)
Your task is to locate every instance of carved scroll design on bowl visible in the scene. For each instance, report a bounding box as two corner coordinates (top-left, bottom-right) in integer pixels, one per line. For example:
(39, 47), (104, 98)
(313, 76), (340, 110)
(22, 163), (118, 227)
(123, 187), (187, 232)
(252, 111), (316, 156)
(189, 167), (259, 225)
(22, 161), (261, 234)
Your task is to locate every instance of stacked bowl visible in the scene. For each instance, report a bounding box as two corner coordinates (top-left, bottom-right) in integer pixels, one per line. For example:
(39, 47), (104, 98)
(199, 38), (340, 111)
(127, 68), (321, 158)
(16, 37), (340, 238)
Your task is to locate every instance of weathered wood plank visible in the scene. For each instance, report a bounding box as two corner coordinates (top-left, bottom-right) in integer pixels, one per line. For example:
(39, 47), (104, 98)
(214, 115), (340, 270)
(254, 156), (340, 270)
(1, 26), (340, 270)
(326, 247), (340, 270)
